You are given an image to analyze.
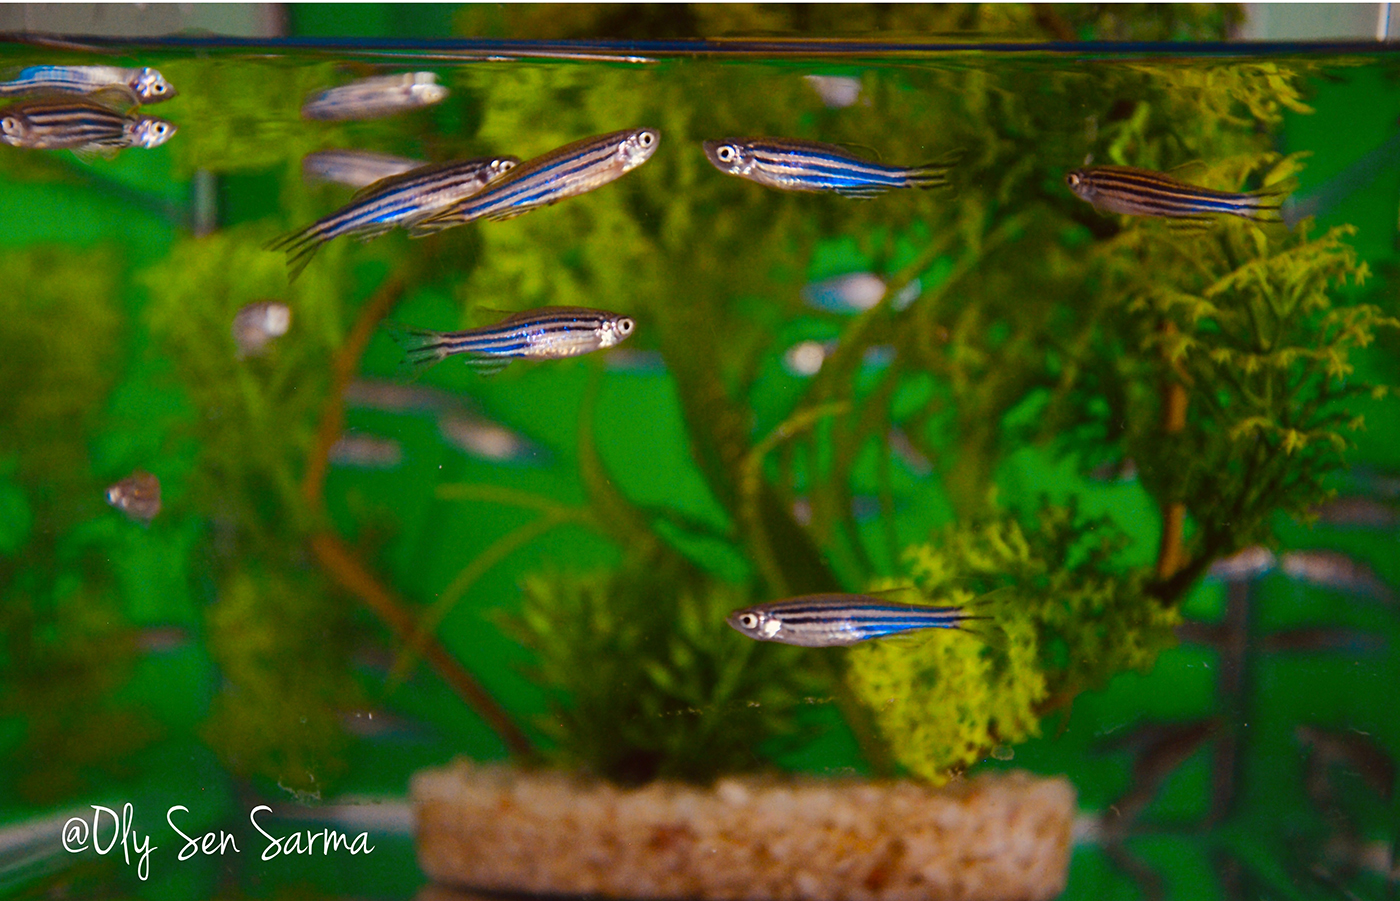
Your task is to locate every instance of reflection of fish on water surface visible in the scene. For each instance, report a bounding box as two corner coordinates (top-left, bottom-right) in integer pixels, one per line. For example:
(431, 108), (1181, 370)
(390, 307), (635, 374)
(1066, 165), (1287, 223)
(232, 301), (291, 359)
(0, 64), (175, 103)
(726, 594), (977, 647)
(301, 71), (448, 121)
(106, 470), (161, 524)
(302, 149), (424, 188)
(703, 137), (955, 198)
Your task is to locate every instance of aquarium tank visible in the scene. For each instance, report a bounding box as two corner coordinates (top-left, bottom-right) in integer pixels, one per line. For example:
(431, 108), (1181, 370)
(2, 3), (1400, 900)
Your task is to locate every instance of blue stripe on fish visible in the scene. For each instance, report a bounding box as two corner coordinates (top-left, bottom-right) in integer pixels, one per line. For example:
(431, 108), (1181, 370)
(726, 594), (977, 647)
(408, 128), (660, 235)
(703, 137), (955, 198)
(388, 306), (637, 373)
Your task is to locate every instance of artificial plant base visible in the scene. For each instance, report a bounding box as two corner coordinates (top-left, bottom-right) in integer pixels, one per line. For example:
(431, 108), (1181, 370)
(413, 760), (1074, 901)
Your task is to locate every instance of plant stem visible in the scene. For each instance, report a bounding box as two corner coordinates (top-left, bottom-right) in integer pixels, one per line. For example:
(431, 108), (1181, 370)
(300, 273), (537, 762)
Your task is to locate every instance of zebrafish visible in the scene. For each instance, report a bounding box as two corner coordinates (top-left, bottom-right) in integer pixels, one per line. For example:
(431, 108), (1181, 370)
(702, 137), (953, 198)
(0, 65), (175, 103)
(801, 272), (921, 313)
(107, 470), (161, 523)
(437, 411), (547, 465)
(1065, 165), (1286, 223)
(391, 307), (635, 373)
(329, 433), (403, 469)
(268, 156), (518, 279)
(803, 75), (862, 109)
(1309, 495), (1399, 529)
(343, 378), (460, 415)
(0, 95), (175, 154)
(302, 149), (425, 188)
(408, 128), (660, 235)
(726, 594), (975, 647)
(1206, 545), (1277, 582)
(782, 339), (893, 377)
(232, 301), (291, 359)
(1280, 549), (1393, 600)
(301, 72), (448, 121)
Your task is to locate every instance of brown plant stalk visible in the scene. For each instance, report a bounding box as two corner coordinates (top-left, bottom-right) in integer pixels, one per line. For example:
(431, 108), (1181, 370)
(301, 273), (536, 761)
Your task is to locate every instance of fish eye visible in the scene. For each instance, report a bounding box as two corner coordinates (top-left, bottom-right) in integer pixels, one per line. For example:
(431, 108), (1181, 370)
(1, 117), (19, 135)
(616, 317), (634, 335)
(497, 159), (517, 171)
(152, 82), (168, 95)
(638, 131), (655, 147)
(1066, 172), (1081, 187)
(716, 145), (736, 162)
(738, 613), (759, 629)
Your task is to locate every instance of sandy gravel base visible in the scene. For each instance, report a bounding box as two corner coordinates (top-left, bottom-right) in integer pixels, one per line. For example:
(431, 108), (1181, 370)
(413, 761), (1075, 901)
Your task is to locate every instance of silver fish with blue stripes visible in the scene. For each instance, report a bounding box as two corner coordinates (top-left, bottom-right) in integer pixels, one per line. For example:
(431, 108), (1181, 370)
(407, 127), (660, 235)
(391, 307), (635, 373)
(0, 95), (175, 154)
(726, 594), (975, 647)
(301, 72), (448, 121)
(302, 148), (425, 188)
(1066, 165), (1286, 223)
(702, 137), (953, 198)
(0, 65), (175, 103)
(267, 155), (518, 279)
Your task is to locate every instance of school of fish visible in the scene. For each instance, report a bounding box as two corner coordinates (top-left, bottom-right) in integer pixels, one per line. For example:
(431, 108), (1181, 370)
(25, 60), (1385, 659)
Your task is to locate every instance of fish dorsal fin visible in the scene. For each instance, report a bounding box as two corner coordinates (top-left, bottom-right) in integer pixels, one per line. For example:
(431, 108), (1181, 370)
(345, 160), (442, 203)
(1166, 160), (1209, 182)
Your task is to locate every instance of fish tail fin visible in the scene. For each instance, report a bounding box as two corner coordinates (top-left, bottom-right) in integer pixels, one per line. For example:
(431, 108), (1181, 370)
(385, 323), (451, 374)
(905, 149), (962, 190)
(265, 226), (324, 281)
(1240, 183), (1291, 222)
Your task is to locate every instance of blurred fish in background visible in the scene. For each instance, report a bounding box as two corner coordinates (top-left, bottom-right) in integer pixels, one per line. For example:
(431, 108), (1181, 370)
(1280, 549), (1394, 601)
(301, 71), (448, 121)
(106, 470), (161, 524)
(1206, 545), (1277, 582)
(329, 433), (404, 469)
(302, 148), (425, 188)
(232, 301), (291, 359)
(803, 74), (862, 108)
(801, 272), (921, 313)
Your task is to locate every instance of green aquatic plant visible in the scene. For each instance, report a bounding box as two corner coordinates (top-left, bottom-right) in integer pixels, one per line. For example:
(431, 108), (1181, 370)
(846, 505), (1180, 784)
(505, 558), (821, 785)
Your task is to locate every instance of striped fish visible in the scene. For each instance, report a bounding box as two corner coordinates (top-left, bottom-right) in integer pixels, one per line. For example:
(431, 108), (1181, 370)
(0, 95), (175, 154)
(267, 155), (518, 280)
(407, 128), (660, 236)
(726, 594), (974, 647)
(702, 137), (953, 198)
(302, 149), (425, 188)
(0, 65), (175, 103)
(301, 72), (448, 121)
(1065, 166), (1286, 222)
(390, 307), (635, 373)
